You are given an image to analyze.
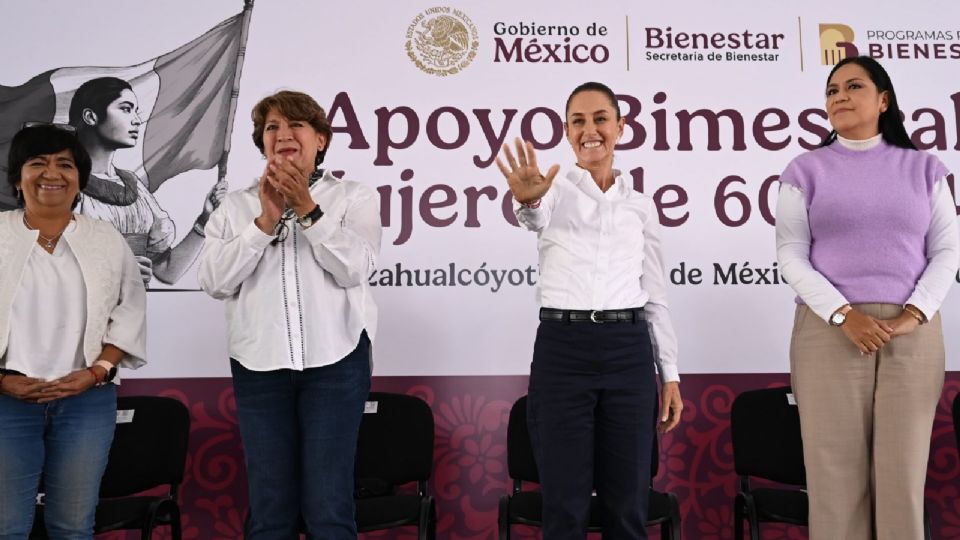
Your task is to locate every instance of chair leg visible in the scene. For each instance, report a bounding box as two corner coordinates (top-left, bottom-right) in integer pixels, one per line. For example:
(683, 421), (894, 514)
(141, 515), (157, 540)
(747, 506), (760, 540)
(418, 497), (437, 540)
(667, 494), (680, 540)
(498, 496), (511, 540)
(170, 505), (183, 540)
(738, 493), (761, 540)
(734, 497), (744, 540)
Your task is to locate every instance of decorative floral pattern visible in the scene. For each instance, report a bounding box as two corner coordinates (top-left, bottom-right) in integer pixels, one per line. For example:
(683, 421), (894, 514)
(91, 373), (960, 539)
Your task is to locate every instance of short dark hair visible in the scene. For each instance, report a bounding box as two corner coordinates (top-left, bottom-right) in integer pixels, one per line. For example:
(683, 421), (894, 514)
(820, 56), (915, 150)
(68, 77), (133, 132)
(565, 81), (621, 120)
(7, 125), (91, 208)
(252, 90), (333, 166)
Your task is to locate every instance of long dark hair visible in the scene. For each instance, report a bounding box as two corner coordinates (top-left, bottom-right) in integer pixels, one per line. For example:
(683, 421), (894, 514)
(68, 77), (133, 136)
(819, 56), (915, 149)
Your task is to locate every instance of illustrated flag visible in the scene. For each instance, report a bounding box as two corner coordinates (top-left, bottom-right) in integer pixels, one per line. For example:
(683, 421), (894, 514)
(0, 8), (250, 208)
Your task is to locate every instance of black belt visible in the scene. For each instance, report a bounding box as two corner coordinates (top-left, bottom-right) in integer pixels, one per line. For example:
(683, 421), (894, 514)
(539, 308), (646, 324)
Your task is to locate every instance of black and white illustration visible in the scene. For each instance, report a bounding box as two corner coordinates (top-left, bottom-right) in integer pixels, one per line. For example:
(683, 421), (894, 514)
(0, 1), (254, 287)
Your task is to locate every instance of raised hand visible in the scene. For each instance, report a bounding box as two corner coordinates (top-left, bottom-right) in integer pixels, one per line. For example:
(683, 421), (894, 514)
(495, 138), (560, 205)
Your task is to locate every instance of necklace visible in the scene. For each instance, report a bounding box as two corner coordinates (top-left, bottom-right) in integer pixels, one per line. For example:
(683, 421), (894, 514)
(22, 215), (66, 250)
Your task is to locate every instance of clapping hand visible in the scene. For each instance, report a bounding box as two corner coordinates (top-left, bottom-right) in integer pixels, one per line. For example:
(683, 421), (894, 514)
(266, 155), (315, 216)
(255, 160), (285, 234)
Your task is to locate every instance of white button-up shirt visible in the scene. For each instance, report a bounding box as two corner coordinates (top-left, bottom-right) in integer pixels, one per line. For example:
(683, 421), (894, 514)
(516, 166), (680, 383)
(199, 170), (381, 371)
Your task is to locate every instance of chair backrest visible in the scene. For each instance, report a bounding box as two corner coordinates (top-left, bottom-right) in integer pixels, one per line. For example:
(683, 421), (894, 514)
(952, 393), (960, 453)
(99, 396), (191, 498)
(730, 386), (806, 486)
(355, 392), (434, 488)
(506, 395), (660, 486)
(506, 395), (539, 482)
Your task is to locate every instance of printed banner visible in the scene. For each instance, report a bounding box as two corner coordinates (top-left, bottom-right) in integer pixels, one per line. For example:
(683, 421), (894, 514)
(1, 0), (957, 377)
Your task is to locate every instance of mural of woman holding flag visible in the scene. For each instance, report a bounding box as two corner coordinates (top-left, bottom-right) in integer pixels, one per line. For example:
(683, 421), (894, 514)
(0, 3), (254, 287)
(69, 76), (228, 286)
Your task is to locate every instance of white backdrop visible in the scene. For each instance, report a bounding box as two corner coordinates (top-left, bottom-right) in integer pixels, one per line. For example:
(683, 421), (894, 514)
(3, 0), (958, 377)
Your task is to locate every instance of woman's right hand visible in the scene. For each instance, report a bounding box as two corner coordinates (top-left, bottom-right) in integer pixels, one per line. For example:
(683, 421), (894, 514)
(0, 374), (50, 402)
(841, 309), (893, 354)
(255, 164), (285, 234)
(495, 137), (560, 205)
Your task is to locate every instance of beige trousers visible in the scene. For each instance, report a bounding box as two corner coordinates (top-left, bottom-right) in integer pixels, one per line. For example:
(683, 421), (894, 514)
(790, 303), (944, 540)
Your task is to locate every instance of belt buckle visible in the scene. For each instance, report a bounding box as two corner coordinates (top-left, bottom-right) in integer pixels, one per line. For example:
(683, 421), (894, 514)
(589, 310), (604, 324)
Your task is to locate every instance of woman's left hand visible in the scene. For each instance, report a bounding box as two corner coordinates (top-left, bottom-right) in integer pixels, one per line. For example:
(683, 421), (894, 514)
(37, 369), (98, 403)
(658, 381), (683, 433)
(267, 156), (315, 216)
(880, 311), (921, 338)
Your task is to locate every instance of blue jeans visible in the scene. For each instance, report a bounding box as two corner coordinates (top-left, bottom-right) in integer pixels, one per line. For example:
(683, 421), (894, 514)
(0, 384), (117, 540)
(528, 319), (658, 540)
(232, 332), (371, 540)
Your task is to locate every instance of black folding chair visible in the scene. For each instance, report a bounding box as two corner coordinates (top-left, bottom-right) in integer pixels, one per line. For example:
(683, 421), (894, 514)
(497, 395), (680, 539)
(94, 395), (191, 539)
(30, 395), (190, 540)
(731, 386), (807, 540)
(354, 391), (437, 539)
(952, 392), (960, 455)
(732, 386), (932, 540)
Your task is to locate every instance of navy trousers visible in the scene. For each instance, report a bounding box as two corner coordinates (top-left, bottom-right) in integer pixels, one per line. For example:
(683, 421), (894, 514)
(527, 317), (659, 540)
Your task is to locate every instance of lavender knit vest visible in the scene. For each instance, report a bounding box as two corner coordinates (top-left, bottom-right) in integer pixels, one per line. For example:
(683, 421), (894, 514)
(779, 141), (948, 304)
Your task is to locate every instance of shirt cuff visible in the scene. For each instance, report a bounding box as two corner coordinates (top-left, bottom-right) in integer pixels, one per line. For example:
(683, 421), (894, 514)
(242, 220), (275, 251)
(300, 213), (338, 245)
(658, 364), (680, 384)
(515, 205), (547, 230)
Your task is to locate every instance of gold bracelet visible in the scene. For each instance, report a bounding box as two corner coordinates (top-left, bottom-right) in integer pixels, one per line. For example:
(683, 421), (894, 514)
(903, 305), (926, 324)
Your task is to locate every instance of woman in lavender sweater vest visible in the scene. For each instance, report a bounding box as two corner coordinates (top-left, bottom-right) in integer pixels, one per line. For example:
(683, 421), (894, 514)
(776, 56), (959, 540)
